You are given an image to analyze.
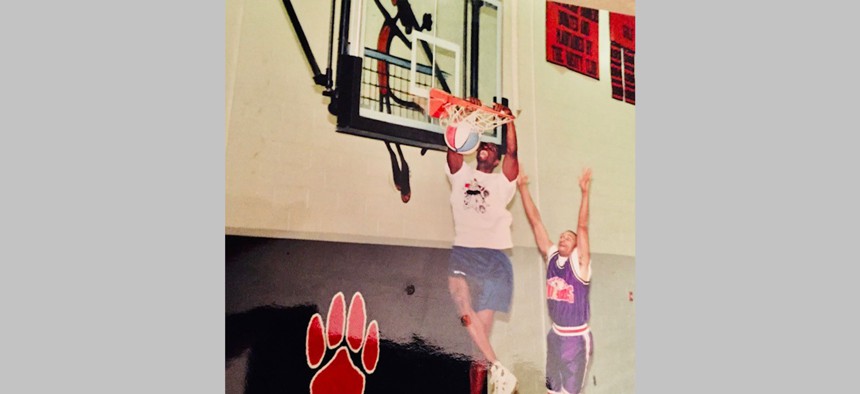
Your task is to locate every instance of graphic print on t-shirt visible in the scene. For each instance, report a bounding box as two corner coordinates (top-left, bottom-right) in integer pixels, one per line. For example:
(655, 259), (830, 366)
(462, 178), (490, 213)
(547, 276), (575, 303)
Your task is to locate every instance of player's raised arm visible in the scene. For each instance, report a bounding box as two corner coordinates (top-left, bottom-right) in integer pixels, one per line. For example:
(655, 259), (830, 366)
(577, 168), (592, 271)
(517, 173), (552, 258)
(496, 103), (518, 182)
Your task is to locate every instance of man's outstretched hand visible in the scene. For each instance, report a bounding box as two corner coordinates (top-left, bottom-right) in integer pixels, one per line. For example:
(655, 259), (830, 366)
(493, 102), (513, 117)
(579, 168), (592, 193)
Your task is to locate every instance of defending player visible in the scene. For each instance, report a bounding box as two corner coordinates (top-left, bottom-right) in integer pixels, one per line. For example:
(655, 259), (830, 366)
(517, 168), (594, 394)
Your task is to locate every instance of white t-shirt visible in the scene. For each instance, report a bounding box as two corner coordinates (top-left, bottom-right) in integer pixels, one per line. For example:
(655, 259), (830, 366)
(446, 164), (517, 249)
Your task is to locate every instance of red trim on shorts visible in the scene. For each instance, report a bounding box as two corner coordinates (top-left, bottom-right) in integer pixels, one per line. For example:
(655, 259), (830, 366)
(551, 323), (590, 337)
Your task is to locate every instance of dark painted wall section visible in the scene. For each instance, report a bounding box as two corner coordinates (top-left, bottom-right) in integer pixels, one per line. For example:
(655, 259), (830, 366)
(226, 236), (478, 393)
(226, 236), (473, 352)
(225, 236), (635, 394)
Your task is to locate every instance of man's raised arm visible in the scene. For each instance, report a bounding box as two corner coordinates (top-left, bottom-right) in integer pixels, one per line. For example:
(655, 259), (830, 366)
(577, 168), (592, 271)
(496, 103), (518, 182)
(518, 174), (552, 258)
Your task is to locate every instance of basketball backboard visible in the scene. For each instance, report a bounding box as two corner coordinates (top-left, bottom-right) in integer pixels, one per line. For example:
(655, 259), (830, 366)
(332, 0), (506, 151)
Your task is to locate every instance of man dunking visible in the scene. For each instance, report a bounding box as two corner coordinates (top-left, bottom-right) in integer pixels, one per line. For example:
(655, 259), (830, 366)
(445, 99), (519, 394)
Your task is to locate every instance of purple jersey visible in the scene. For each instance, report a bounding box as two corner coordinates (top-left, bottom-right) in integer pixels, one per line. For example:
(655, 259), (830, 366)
(546, 246), (590, 327)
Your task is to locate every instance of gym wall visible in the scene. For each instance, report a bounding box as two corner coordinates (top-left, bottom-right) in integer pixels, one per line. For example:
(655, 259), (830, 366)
(226, 0), (633, 256)
(226, 0), (634, 393)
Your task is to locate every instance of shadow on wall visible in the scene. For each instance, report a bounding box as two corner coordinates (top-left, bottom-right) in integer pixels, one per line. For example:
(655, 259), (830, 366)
(226, 304), (475, 394)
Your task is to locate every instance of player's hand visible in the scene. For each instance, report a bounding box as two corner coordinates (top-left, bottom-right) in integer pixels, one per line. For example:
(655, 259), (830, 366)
(467, 97), (482, 107)
(492, 102), (513, 117)
(579, 167), (592, 192)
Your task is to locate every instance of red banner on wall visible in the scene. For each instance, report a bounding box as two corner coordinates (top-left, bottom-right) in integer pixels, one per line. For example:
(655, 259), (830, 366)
(610, 13), (635, 50)
(546, 2), (600, 79)
(610, 13), (635, 104)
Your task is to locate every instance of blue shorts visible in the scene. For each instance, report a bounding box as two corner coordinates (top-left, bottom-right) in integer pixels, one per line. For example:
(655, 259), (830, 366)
(448, 246), (514, 313)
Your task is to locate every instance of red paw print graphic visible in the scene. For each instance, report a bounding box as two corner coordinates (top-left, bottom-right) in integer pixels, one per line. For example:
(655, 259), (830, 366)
(306, 292), (380, 394)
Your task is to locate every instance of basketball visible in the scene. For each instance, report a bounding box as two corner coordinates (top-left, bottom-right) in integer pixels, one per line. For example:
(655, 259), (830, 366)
(445, 122), (481, 154)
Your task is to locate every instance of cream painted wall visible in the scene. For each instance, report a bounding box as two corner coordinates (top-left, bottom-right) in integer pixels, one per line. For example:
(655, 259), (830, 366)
(226, 0), (460, 248)
(226, 0), (633, 256)
(509, 2), (635, 257)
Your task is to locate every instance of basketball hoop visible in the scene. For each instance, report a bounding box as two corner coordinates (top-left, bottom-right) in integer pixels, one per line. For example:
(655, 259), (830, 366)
(426, 88), (515, 134)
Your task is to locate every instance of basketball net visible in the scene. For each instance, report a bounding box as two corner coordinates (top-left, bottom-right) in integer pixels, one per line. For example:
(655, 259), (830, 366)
(427, 89), (515, 134)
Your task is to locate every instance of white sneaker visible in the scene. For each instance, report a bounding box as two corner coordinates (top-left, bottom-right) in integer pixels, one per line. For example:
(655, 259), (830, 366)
(489, 361), (518, 394)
